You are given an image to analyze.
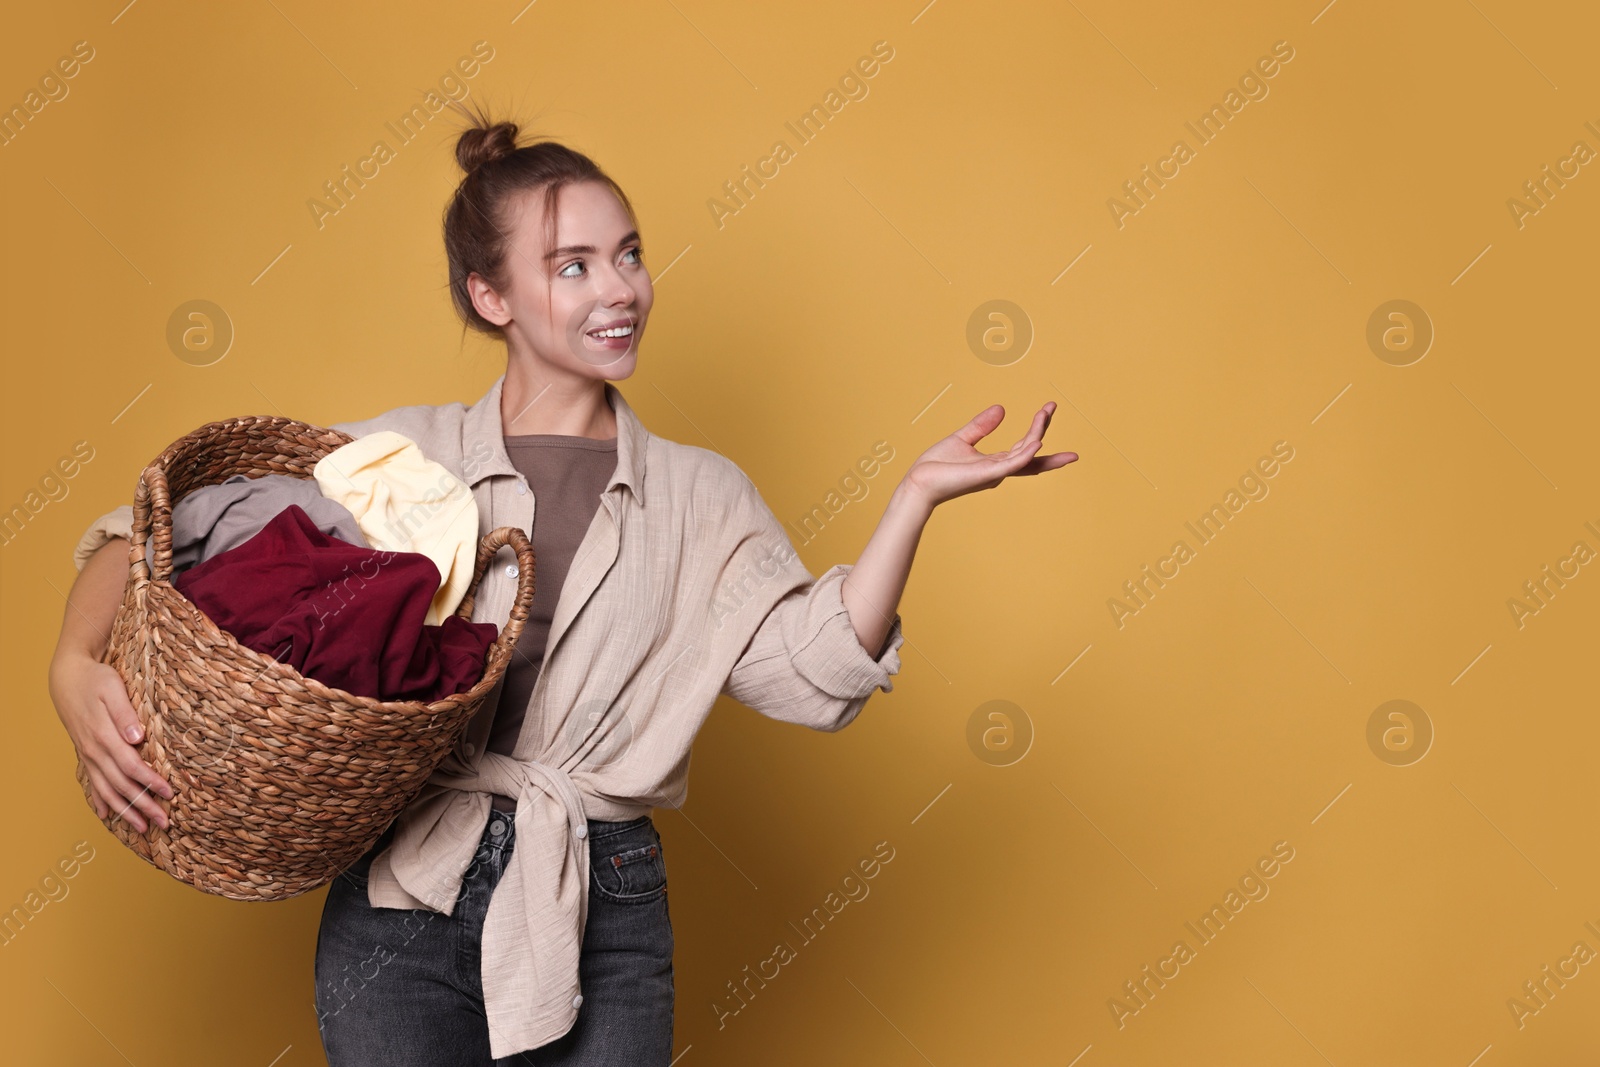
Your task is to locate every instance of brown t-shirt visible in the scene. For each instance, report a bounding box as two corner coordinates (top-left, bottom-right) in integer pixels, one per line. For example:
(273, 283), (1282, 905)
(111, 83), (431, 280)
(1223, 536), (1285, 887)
(488, 432), (617, 813)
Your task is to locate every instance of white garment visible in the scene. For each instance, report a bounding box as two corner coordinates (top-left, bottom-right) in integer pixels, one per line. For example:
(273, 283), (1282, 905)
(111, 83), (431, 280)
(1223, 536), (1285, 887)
(313, 430), (479, 627)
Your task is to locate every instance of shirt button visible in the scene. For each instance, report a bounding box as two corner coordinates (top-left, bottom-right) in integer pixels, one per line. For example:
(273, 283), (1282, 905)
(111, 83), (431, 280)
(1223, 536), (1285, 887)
(516, 482), (527, 495)
(464, 742), (475, 756)
(572, 993), (583, 1009)
(575, 824), (587, 840)
(505, 564), (519, 579)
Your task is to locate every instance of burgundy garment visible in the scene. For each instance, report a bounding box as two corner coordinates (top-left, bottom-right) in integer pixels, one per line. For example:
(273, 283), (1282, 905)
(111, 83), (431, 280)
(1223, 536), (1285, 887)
(173, 504), (499, 703)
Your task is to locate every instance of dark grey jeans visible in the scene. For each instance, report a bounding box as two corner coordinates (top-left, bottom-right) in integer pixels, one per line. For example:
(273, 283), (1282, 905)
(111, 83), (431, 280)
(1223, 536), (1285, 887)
(313, 808), (674, 1066)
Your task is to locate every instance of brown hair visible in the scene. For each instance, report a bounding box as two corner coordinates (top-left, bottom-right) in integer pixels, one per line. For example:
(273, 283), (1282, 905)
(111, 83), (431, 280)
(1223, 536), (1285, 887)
(442, 99), (639, 339)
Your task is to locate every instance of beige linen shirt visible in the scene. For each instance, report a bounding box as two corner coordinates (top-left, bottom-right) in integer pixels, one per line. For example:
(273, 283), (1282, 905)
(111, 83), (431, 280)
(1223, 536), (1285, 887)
(72, 374), (906, 1058)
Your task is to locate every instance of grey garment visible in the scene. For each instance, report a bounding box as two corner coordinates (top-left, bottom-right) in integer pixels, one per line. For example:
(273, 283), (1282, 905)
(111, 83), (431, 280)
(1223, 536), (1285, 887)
(146, 473), (369, 578)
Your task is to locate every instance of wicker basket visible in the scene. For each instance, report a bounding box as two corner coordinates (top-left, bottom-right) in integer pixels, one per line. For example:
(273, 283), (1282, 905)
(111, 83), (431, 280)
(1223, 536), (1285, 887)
(74, 415), (535, 901)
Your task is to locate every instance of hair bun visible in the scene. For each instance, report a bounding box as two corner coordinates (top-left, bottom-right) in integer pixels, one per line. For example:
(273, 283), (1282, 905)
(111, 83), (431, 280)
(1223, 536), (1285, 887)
(455, 120), (519, 173)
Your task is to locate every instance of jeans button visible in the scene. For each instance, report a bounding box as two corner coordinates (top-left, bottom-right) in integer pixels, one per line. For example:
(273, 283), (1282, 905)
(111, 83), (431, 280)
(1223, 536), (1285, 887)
(490, 819), (505, 837)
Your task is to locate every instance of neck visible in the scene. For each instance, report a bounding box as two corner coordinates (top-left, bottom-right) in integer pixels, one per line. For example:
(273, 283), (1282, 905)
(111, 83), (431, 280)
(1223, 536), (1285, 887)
(501, 358), (617, 438)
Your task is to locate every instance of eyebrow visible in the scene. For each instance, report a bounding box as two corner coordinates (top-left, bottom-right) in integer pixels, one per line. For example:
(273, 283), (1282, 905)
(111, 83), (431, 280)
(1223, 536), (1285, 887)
(543, 230), (641, 262)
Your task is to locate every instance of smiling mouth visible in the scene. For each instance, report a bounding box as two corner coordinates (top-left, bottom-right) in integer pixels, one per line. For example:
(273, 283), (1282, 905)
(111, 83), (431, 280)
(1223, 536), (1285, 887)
(586, 323), (635, 339)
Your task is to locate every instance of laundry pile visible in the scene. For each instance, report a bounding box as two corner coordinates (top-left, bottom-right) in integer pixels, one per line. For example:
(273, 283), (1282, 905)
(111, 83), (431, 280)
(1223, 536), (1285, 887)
(158, 430), (499, 704)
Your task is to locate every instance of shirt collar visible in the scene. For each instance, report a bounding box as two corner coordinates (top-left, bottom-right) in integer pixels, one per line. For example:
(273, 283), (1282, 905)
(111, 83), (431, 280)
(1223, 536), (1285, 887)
(462, 374), (649, 506)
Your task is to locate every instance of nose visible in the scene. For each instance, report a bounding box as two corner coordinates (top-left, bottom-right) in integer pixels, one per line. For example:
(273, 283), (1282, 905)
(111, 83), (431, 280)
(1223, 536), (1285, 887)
(594, 261), (637, 308)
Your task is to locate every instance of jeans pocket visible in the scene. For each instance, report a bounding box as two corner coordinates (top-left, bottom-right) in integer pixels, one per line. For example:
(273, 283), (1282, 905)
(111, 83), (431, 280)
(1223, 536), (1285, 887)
(592, 828), (667, 904)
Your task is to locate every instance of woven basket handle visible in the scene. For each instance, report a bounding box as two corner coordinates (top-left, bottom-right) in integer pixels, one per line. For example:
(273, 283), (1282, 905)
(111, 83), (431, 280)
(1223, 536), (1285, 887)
(455, 526), (537, 655)
(129, 460), (177, 585)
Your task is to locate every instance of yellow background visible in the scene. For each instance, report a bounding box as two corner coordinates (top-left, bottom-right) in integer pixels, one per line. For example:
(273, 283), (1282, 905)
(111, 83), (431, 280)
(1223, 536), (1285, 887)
(4, 0), (1597, 1063)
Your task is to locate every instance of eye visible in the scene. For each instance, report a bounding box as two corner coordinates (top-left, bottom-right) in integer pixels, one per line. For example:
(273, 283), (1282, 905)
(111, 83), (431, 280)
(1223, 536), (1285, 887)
(623, 246), (643, 265)
(559, 260), (585, 278)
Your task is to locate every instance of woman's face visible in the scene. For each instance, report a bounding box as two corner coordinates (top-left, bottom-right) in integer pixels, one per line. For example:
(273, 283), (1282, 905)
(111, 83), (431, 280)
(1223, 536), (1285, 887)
(472, 179), (652, 378)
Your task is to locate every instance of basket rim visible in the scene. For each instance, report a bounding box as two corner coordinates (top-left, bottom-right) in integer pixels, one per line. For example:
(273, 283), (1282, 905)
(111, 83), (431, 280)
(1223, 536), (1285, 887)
(132, 414), (357, 579)
(122, 413), (535, 715)
(140, 579), (506, 714)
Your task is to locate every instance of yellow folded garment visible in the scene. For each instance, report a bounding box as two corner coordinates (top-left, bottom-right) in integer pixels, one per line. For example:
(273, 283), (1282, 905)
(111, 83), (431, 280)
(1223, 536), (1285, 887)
(313, 430), (479, 626)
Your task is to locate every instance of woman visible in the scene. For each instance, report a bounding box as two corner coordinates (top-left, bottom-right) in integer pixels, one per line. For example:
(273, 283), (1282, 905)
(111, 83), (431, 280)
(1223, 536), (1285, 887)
(48, 102), (1077, 1065)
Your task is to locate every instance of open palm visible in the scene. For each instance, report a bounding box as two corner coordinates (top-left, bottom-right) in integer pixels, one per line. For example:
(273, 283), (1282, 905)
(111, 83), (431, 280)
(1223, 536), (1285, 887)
(905, 401), (1077, 508)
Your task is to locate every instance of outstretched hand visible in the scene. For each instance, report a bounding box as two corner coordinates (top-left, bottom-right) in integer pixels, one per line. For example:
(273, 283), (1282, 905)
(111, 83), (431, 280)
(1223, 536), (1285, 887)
(903, 401), (1077, 509)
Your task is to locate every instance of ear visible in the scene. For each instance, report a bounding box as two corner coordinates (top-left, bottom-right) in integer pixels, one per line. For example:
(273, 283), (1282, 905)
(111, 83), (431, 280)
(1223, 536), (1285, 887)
(467, 271), (511, 327)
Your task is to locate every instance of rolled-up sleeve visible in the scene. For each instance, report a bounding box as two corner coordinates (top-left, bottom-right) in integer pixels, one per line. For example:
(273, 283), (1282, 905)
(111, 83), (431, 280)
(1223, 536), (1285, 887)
(73, 504), (135, 572)
(721, 561), (906, 733)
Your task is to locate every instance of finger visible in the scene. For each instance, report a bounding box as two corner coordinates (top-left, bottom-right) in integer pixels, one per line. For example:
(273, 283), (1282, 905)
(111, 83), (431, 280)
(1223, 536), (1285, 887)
(1017, 450), (1079, 475)
(1006, 408), (1049, 454)
(1033, 401), (1058, 439)
(1022, 404), (1055, 447)
(99, 694), (175, 800)
(996, 438), (1045, 468)
(111, 740), (174, 801)
(101, 772), (148, 834)
(110, 786), (160, 833)
(105, 772), (159, 832)
(953, 404), (1006, 447)
(99, 677), (176, 807)
(1040, 401), (1057, 436)
(101, 759), (166, 831)
(967, 444), (1035, 488)
(84, 766), (111, 821)
(117, 770), (170, 830)
(101, 682), (145, 747)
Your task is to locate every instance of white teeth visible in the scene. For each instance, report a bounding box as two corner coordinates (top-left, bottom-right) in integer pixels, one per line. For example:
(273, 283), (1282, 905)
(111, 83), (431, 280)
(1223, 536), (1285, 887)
(588, 324), (634, 338)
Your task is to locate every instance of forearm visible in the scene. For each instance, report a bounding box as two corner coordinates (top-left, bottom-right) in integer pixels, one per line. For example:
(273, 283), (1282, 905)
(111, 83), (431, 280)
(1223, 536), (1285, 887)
(840, 479), (932, 658)
(50, 537), (129, 671)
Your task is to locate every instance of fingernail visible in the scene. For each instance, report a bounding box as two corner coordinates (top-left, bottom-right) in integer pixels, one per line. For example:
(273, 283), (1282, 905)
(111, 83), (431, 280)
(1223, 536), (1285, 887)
(125, 725), (142, 743)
